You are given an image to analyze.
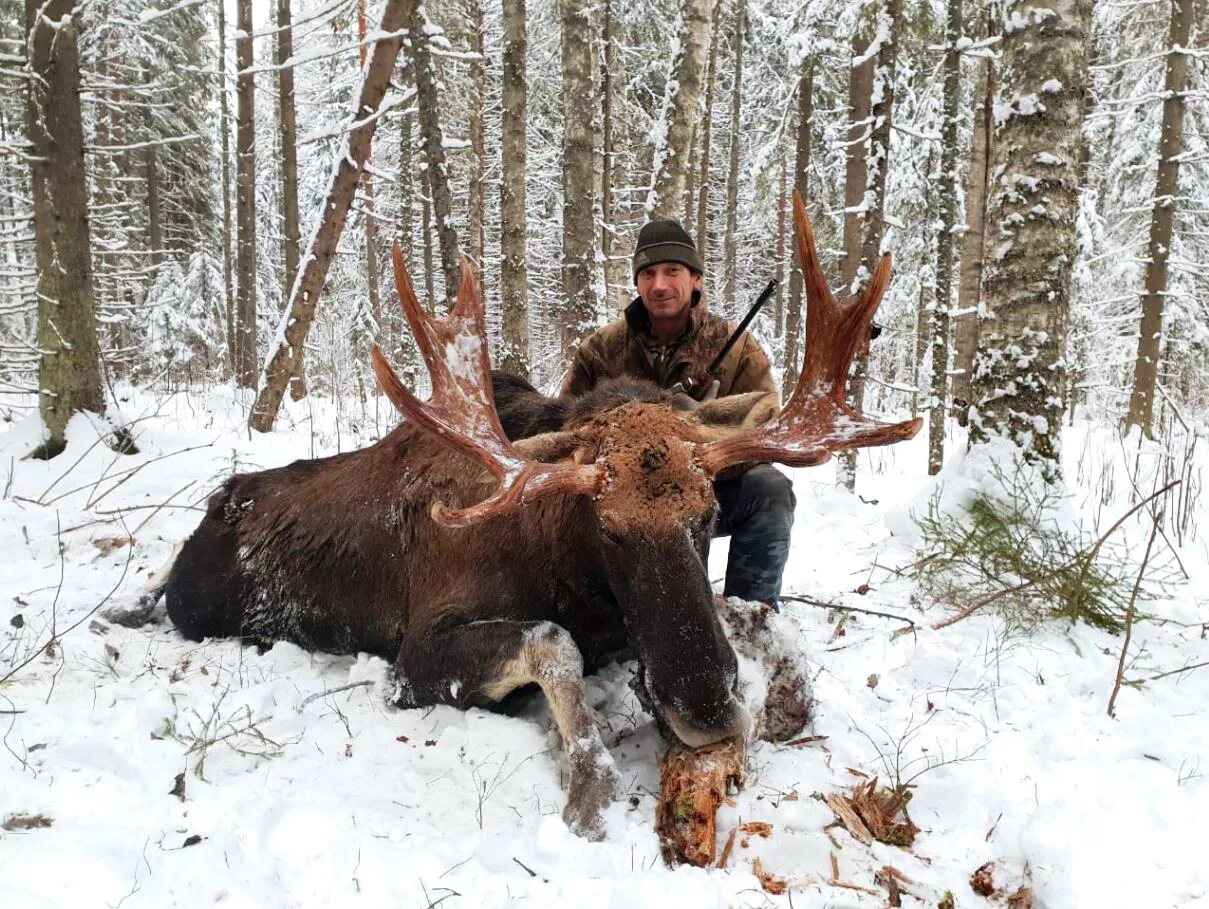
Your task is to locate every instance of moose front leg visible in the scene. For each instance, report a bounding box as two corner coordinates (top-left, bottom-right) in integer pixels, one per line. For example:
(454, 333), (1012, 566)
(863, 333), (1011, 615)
(394, 619), (622, 840)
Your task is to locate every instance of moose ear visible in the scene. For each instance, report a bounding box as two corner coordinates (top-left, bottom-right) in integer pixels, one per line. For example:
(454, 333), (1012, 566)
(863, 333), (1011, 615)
(694, 391), (780, 430)
(514, 430), (589, 464)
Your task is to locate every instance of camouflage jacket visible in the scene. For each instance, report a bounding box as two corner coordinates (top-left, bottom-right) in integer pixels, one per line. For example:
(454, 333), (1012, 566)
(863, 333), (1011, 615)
(561, 298), (777, 401)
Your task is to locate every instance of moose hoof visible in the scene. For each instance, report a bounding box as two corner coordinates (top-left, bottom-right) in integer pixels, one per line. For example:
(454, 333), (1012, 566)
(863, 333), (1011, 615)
(564, 759), (621, 841)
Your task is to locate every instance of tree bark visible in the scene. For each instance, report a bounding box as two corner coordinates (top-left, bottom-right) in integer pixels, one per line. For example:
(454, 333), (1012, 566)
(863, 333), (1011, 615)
(27, 0), (104, 455)
(840, 2), (900, 491)
(499, 0), (530, 376)
(278, 0), (307, 401)
(782, 64), (812, 402)
(406, 0), (459, 309)
(969, 0), (1090, 477)
(248, 0), (408, 433)
(927, 0), (963, 475)
(836, 40), (874, 488)
(358, 0), (382, 374)
(841, 40), (874, 295)
(648, 0), (715, 220)
(774, 153), (788, 338)
(234, 0), (257, 389)
(217, 0), (235, 378)
(952, 54), (994, 423)
(467, 0), (486, 268)
(722, 0), (745, 316)
(561, 0), (600, 363)
(1125, 0), (1191, 438)
(693, 0), (721, 260)
(600, 0), (630, 308)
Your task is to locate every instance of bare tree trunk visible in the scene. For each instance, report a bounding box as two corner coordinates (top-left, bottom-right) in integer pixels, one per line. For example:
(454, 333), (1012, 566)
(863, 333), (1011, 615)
(467, 0), (486, 268)
(1125, 0), (1191, 438)
(952, 54), (994, 424)
(859, 0), (900, 274)
(782, 63), (812, 402)
(969, 0), (1090, 477)
(721, 0), (745, 316)
(422, 167), (436, 309)
(217, 0), (235, 378)
(358, 0), (382, 354)
(277, 0), (307, 401)
(774, 150), (786, 339)
(561, 0), (599, 363)
(27, 0), (103, 456)
(841, 41), (873, 295)
(406, 0), (459, 308)
(600, 0), (629, 309)
(499, 0), (530, 375)
(840, 3), (900, 491)
(693, 0), (721, 260)
(249, 0), (407, 432)
(146, 142), (161, 268)
(234, 0), (257, 389)
(648, 0), (714, 220)
(927, 0), (963, 475)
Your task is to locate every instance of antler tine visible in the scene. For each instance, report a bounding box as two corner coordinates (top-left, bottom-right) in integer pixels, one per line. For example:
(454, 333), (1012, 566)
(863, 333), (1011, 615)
(373, 241), (602, 526)
(696, 189), (921, 475)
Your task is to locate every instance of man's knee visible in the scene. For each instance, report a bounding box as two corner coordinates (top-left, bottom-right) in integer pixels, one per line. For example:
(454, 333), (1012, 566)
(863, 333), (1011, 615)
(732, 465), (796, 529)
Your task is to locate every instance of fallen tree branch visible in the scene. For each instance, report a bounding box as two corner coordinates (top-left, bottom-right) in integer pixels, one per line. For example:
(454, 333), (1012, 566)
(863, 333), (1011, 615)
(296, 680), (374, 712)
(781, 594), (915, 626)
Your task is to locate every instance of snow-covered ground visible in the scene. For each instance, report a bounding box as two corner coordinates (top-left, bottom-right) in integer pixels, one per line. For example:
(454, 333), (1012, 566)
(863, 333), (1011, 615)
(1, 388), (1206, 908)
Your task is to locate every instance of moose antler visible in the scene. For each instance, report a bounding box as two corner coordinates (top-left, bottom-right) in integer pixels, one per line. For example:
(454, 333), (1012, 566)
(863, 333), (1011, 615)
(696, 189), (922, 476)
(371, 242), (603, 526)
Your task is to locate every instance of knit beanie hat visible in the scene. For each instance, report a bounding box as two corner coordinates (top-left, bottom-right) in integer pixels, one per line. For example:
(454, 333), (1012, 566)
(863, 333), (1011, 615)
(632, 220), (703, 281)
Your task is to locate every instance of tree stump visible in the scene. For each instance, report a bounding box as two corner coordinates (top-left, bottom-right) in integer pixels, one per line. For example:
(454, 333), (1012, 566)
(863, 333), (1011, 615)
(655, 738), (746, 867)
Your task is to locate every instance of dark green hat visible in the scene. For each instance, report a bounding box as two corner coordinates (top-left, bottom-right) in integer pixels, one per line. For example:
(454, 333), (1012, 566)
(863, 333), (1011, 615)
(632, 220), (703, 281)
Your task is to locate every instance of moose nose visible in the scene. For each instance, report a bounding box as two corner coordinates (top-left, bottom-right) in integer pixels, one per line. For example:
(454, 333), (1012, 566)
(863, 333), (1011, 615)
(661, 696), (751, 749)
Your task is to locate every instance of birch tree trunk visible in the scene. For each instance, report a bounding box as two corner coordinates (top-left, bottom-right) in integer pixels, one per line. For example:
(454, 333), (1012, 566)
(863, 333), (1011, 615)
(927, 0), (963, 475)
(218, 0), (235, 378)
(648, 0), (714, 220)
(248, 0), (407, 433)
(561, 0), (599, 363)
(27, 0), (104, 456)
(782, 64), (812, 402)
(234, 0), (257, 389)
(722, 0), (746, 316)
(969, 0), (1090, 477)
(951, 54), (994, 423)
(278, 0), (307, 400)
(1125, 0), (1191, 438)
(406, 0), (459, 308)
(499, 0), (530, 375)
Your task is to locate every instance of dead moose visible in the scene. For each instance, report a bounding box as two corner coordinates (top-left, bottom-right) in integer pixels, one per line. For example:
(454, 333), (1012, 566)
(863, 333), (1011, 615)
(161, 192), (920, 839)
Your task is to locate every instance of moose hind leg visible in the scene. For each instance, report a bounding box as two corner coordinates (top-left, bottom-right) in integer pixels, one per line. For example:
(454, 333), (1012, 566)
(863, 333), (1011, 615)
(395, 620), (621, 840)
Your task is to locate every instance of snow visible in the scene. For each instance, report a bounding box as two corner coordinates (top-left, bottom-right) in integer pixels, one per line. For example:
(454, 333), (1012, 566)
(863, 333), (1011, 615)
(1, 392), (1207, 908)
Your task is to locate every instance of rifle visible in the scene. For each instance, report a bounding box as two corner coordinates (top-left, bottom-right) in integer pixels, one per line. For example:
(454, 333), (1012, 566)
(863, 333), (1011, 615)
(673, 278), (778, 400)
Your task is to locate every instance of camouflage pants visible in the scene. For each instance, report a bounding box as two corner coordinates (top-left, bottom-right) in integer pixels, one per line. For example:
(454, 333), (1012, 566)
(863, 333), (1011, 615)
(713, 465), (796, 605)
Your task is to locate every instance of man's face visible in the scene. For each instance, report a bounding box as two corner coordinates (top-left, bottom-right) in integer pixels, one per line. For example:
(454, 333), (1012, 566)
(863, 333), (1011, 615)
(636, 262), (702, 325)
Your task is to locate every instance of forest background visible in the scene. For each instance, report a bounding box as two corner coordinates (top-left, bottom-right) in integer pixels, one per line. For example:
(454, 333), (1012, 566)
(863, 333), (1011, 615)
(2, 0), (1206, 473)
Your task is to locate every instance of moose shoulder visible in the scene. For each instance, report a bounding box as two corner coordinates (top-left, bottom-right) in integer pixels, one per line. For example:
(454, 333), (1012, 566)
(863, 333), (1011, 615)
(162, 191), (921, 840)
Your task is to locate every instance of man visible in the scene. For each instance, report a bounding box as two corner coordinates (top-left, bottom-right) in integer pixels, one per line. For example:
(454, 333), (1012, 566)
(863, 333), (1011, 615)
(562, 220), (795, 606)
